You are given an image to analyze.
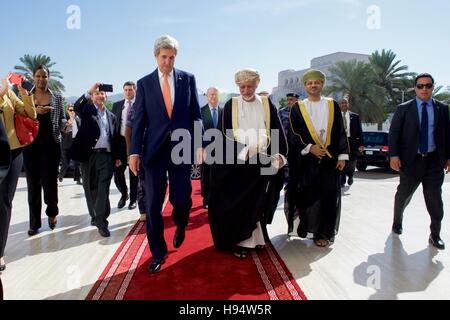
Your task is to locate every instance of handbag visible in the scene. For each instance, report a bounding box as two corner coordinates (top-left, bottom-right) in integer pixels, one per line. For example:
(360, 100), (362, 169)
(15, 113), (39, 146)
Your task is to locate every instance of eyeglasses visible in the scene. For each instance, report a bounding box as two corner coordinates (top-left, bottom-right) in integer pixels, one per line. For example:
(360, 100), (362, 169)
(416, 83), (433, 90)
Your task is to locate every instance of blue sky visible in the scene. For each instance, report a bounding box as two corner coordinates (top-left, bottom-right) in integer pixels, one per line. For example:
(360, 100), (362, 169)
(1, 0), (449, 97)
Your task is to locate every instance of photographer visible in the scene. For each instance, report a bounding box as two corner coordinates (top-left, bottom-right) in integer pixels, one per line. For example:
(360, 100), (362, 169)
(71, 83), (119, 237)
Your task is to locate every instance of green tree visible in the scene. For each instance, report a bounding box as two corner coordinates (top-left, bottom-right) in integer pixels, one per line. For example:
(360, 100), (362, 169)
(14, 54), (65, 92)
(369, 49), (413, 111)
(433, 86), (450, 105)
(105, 101), (113, 111)
(278, 98), (288, 108)
(325, 59), (387, 125)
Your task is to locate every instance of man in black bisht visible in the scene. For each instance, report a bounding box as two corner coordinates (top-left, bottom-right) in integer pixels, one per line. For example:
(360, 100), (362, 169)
(288, 70), (348, 247)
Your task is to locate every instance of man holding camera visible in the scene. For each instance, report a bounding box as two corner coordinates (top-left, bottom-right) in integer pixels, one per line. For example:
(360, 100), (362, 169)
(71, 83), (119, 237)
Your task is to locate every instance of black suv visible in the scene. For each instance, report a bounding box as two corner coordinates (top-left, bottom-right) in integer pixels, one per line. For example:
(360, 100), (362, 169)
(356, 131), (390, 171)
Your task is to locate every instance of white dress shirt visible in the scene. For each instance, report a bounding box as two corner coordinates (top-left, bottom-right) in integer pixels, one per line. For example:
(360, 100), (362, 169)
(121, 98), (135, 136)
(93, 105), (111, 150)
(342, 111), (351, 138)
(301, 97), (348, 161)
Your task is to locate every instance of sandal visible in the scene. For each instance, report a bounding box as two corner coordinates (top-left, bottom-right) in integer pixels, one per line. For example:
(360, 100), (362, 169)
(234, 247), (249, 259)
(314, 239), (330, 247)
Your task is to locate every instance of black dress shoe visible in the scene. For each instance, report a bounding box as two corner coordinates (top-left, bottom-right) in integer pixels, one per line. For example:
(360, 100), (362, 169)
(128, 201), (137, 210)
(117, 194), (129, 209)
(392, 223), (403, 235)
(98, 228), (111, 238)
(90, 219), (96, 226)
(148, 255), (167, 273)
(298, 228), (307, 238)
(48, 217), (57, 230)
(173, 227), (186, 249)
(429, 234), (445, 250)
(27, 229), (39, 236)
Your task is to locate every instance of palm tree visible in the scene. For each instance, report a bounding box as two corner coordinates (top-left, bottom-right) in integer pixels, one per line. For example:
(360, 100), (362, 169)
(325, 60), (387, 125)
(433, 86), (450, 105)
(369, 49), (413, 111)
(14, 54), (65, 92)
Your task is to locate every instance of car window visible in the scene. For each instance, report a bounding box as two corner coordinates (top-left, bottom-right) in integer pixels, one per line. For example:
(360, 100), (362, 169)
(363, 132), (388, 146)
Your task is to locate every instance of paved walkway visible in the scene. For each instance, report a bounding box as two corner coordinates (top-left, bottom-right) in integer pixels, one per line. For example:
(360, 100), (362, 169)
(1, 168), (449, 300)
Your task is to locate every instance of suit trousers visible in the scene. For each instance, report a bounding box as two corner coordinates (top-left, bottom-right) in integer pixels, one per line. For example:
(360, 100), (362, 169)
(393, 152), (444, 236)
(0, 149), (22, 257)
(81, 152), (113, 229)
(341, 160), (356, 185)
(137, 160), (146, 214)
(113, 162), (138, 202)
(200, 163), (210, 205)
(144, 139), (193, 260)
(59, 147), (71, 180)
(23, 140), (60, 230)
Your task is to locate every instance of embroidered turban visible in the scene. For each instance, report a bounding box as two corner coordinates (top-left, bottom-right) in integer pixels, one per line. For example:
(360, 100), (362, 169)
(235, 69), (261, 86)
(302, 69), (326, 85)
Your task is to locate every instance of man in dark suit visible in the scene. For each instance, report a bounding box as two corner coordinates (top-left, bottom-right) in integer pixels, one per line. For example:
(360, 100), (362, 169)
(112, 82), (138, 210)
(340, 98), (364, 186)
(200, 87), (221, 209)
(129, 35), (203, 273)
(278, 92), (299, 234)
(71, 83), (120, 238)
(0, 119), (10, 300)
(389, 73), (450, 250)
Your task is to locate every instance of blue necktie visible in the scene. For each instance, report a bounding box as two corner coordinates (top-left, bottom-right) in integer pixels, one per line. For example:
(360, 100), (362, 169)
(212, 108), (218, 128)
(419, 102), (428, 154)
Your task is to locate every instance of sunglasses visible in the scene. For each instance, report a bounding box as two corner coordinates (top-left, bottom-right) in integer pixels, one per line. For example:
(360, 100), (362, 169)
(68, 109), (74, 112)
(416, 83), (433, 90)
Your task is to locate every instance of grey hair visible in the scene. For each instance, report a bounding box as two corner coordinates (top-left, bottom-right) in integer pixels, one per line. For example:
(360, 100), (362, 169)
(154, 35), (179, 56)
(206, 86), (220, 94)
(235, 69), (261, 86)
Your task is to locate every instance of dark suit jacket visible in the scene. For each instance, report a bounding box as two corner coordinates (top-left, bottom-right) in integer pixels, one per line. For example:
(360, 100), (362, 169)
(71, 94), (119, 163)
(112, 99), (128, 163)
(0, 120), (11, 184)
(201, 104), (221, 147)
(389, 98), (450, 174)
(131, 68), (202, 165)
(346, 111), (364, 161)
(61, 114), (81, 150)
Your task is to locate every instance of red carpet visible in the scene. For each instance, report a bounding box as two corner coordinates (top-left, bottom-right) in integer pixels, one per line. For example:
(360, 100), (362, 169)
(86, 181), (307, 300)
